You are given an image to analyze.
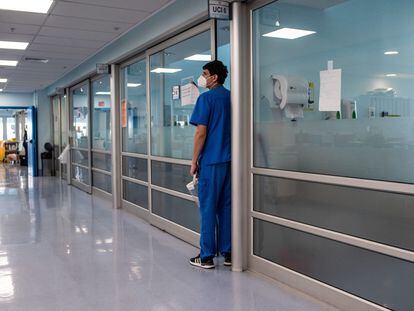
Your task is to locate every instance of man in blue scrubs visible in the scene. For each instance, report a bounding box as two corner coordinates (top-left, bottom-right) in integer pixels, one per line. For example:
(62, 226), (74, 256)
(189, 60), (231, 269)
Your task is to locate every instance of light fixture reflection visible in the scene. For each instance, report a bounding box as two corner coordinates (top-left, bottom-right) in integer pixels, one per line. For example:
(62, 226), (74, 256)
(384, 51), (399, 55)
(263, 27), (316, 39)
(127, 83), (142, 87)
(151, 68), (182, 74)
(185, 54), (212, 61)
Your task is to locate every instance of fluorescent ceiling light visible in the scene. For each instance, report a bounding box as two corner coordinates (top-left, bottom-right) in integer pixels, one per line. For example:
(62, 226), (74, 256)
(0, 0), (54, 14)
(0, 41), (29, 50)
(0, 60), (18, 67)
(0, 79), (8, 83)
(185, 54), (212, 61)
(263, 27), (316, 39)
(127, 83), (142, 87)
(96, 91), (110, 95)
(151, 68), (182, 74)
(386, 73), (397, 77)
(384, 51), (399, 55)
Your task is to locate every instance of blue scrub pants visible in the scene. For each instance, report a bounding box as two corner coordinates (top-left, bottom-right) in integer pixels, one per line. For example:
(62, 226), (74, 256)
(198, 161), (231, 260)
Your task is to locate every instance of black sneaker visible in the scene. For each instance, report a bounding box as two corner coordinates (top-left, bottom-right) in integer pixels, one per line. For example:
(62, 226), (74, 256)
(224, 254), (231, 266)
(189, 254), (215, 269)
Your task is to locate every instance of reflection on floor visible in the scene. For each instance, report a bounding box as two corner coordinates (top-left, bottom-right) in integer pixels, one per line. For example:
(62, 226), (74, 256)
(0, 164), (337, 311)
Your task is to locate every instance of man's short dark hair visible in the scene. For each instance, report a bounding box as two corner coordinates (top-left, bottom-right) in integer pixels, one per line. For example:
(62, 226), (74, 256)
(203, 60), (228, 85)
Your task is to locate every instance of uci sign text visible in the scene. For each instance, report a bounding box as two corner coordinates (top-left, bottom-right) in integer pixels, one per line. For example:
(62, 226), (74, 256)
(209, 1), (230, 20)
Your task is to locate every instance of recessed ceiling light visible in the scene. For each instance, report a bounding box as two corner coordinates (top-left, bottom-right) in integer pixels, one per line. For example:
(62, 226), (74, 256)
(0, 41), (29, 50)
(0, 78), (8, 83)
(151, 68), (182, 74)
(386, 73), (397, 77)
(127, 83), (142, 87)
(0, 0), (54, 14)
(384, 51), (399, 55)
(0, 89), (3, 92)
(185, 54), (212, 61)
(96, 91), (110, 95)
(0, 60), (18, 67)
(263, 27), (316, 39)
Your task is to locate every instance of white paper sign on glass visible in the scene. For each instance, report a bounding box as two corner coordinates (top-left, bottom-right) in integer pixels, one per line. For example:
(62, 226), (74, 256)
(181, 82), (200, 106)
(319, 68), (342, 111)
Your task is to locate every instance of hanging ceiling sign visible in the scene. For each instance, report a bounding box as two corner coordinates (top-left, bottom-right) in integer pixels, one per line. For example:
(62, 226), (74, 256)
(96, 63), (110, 74)
(209, 0), (230, 20)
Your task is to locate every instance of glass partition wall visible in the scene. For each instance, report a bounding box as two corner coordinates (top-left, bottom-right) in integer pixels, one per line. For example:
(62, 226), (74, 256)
(249, 1), (414, 310)
(51, 93), (68, 179)
(91, 75), (112, 194)
(120, 21), (219, 243)
(70, 81), (91, 192)
(70, 76), (112, 195)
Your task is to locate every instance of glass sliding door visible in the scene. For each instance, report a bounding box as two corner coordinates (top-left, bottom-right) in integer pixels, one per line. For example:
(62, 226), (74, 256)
(148, 21), (214, 238)
(91, 75), (112, 194)
(70, 81), (91, 192)
(249, 1), (414, 310)
(120, 57), (148, 213)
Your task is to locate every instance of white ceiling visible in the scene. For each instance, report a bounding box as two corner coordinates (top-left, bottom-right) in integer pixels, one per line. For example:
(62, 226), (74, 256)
(0, 0), (173, 93)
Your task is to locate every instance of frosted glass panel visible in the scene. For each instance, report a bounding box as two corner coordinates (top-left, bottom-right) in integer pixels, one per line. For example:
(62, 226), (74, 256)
(72, 165), (89, 185)
(92, 152), (111, 172)
(151, 161), (190, 194)
(123, 180), (148, 209)
(253, 0), (414, 183)
(253, 219), (414, 311)
(93, 171), (112, 193)
(254, 174), (414, 251)
(71, 149), (88, 167)
(122, 156), (147, 181)
(152, 190), (199, 232)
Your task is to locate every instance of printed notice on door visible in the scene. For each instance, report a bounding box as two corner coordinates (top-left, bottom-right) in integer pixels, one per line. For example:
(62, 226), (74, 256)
(319, 68), (341, 111)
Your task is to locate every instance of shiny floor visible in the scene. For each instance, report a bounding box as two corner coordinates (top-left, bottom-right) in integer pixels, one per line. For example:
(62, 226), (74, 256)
(0, 164), (337, 311)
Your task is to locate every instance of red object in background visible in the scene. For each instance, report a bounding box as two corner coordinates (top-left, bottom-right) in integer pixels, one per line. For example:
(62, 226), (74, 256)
(98, 101), (105, 107)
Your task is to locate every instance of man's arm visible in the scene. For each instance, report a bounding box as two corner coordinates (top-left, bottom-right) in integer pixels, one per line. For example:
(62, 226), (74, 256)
(190, 125), (207, 176)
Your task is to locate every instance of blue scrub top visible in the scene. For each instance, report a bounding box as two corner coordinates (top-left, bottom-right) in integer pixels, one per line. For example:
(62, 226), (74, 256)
(190, 85), (231, 165)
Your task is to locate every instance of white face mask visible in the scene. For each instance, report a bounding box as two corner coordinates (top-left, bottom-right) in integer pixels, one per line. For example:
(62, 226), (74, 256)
(197, 75), (207, 88)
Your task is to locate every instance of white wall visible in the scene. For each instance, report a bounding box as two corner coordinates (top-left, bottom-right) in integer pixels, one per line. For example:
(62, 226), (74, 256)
(0, 92), (33, 107)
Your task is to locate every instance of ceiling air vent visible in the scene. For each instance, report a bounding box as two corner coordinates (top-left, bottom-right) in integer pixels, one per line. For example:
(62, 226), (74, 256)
(24, 57), (49, 63)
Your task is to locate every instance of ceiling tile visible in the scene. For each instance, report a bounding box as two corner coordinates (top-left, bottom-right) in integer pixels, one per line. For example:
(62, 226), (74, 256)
(45, 15), (133, 33)
(34, 35), (105, 49)
(51, 2), (149, 23)
(38, 26), (117, 42)
(25, 50), (88, 61)
(0, 50), (25, 58)
(28, 43), (95, 56)
(67, 0), (172, 12)
(0, 11), (48, 26)
(0, 33), (33, 42)
(0, 22), (40, 35)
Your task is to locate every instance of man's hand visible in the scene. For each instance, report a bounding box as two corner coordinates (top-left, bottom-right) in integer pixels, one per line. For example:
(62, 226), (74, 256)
(190, 162), (198, 176)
